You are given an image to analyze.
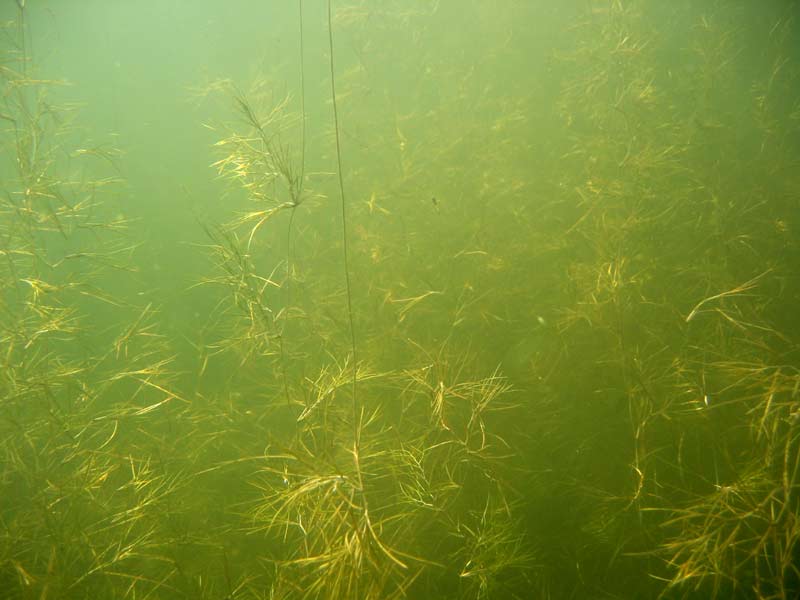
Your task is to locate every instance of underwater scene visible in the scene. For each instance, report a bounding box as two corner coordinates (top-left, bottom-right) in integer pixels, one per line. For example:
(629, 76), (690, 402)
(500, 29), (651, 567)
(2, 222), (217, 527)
(2, 1), (800, 598)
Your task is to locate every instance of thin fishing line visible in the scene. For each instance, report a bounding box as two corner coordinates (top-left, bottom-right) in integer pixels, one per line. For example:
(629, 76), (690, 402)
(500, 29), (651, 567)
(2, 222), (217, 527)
(279, 0), (307, 407)
(326, 0), (358, 422)
(327, 16), (368, 600)
(17, 1), (27, 79)
(286, 0), (306, 312)
(297, 0), (306, 197)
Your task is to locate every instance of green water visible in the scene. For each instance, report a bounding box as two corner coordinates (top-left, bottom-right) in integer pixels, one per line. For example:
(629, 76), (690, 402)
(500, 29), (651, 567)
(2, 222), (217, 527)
(2, 1), (799, 598)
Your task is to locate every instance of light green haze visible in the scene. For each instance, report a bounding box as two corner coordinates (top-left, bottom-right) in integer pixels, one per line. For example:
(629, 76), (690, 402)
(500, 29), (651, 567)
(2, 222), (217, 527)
(2, 1), (799, 598)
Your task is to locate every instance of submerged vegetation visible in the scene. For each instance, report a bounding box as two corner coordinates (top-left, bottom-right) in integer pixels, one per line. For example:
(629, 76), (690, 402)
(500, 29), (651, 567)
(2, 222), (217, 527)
(2, 1), (800, 598)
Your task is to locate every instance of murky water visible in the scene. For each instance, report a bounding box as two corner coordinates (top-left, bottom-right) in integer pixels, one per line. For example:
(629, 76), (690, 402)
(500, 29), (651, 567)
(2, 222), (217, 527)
(1, 1), (799, 598)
